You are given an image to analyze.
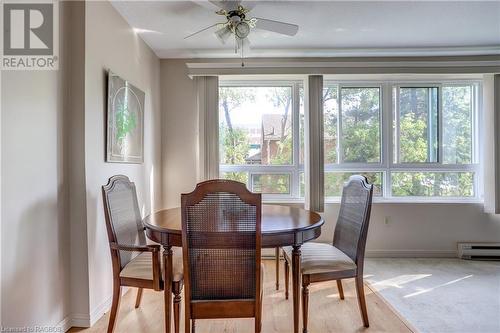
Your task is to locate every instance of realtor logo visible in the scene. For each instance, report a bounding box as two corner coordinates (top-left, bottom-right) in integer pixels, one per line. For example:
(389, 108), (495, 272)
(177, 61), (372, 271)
(1, 1), (58, 70)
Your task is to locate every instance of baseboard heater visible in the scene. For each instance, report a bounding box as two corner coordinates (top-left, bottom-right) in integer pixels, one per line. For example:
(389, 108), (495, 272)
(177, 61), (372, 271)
(458, 242), (500, 260)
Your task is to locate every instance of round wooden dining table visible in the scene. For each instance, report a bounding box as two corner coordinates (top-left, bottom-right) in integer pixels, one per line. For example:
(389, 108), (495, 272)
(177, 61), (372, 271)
(143, 204), (324, 333)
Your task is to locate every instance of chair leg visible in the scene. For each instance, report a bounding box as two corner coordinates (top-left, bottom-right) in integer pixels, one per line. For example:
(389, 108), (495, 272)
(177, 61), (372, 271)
(284, 258), (290, 300)
(336, 280), (345, 300)
(255, 289), (263, 333)
(135, 288), (143, 308)
(173, 283), (182, 333)
(355, 275), (369, 327)
(255, 308), (261, 333)
(302, 278), (310, 333)
(107, 283), (121, 333)
(275, 247), (280, 290)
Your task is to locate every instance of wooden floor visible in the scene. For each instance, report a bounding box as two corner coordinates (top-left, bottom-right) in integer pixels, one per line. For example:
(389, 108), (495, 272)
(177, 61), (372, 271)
(70, 260), (413, 333)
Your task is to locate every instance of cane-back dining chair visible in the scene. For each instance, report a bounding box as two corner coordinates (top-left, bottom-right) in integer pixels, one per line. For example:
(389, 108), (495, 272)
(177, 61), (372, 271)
(102, 175), (183, 333)
(283, 175), (374, 332)
(181, 179), (263, 333)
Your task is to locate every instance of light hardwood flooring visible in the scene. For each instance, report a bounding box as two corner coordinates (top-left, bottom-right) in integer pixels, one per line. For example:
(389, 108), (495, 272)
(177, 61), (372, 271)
(70, 260), (413, 333)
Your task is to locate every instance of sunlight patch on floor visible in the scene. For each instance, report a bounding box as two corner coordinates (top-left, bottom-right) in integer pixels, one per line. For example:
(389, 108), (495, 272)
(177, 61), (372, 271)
(403, 274), (473, 298)
(369, 274), (432, 290)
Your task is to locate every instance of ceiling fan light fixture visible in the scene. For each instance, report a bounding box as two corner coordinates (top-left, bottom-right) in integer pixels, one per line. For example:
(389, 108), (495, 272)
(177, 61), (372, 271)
(234, 21), (250, 38)
(184, 1), (299, 62)
(214, 25), (232, 44)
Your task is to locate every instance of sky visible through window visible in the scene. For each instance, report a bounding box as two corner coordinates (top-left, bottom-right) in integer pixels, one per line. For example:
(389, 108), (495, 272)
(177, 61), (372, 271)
(221, 86), (290, 128)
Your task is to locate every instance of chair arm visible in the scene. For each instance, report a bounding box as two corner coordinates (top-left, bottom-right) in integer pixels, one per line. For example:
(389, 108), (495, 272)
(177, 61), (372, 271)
(110, 242), (161, 253)
(110, 242), (162, 290)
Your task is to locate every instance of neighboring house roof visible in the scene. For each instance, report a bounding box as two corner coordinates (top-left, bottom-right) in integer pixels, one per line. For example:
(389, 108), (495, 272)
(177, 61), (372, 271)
(262, 114), (290, 140)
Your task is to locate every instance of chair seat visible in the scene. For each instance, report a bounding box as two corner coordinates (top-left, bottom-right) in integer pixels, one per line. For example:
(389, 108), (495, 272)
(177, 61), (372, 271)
(120, 247), (183, 282)
(283, 242), (356, 275)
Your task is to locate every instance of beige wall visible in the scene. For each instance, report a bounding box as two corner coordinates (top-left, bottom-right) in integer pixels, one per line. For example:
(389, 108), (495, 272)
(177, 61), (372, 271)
(1, 0), (162, 328)
(65, 1), (89, 325)
(161, 60), (198, 208)
(84, 0), (162, 323)
(1, 2), (498, 329)
(0, 2), (78, 328)
(160, 58), (500, 257)
(1, 70), (71, 328)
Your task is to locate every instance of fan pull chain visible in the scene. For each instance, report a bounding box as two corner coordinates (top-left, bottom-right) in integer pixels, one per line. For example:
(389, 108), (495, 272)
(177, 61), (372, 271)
(241, 40), (245, 67)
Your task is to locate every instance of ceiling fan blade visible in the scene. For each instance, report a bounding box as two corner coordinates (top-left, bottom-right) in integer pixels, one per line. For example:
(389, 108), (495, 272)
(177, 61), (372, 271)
(209, 0), (241, 11)
(241, 1), (257, 11)
(167, 2), (198, 14)
(184, 23), (220, 40)
(214, 25), (232, 44)
(190, 0), (222, 11)
(254, 17), (299, 36)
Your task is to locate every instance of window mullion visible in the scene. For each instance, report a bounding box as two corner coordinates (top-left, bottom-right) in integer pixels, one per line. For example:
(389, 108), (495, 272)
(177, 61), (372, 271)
(394, 85), (401, 165)
(437, 84), (444, 164)
(383, 83), (393, 198)
(292, 82), (301, 198)
(474, 83), (483, 199)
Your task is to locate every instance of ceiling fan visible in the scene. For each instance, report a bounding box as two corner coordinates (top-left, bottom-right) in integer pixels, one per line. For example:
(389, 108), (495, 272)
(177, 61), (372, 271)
(185, 0), (299, 59)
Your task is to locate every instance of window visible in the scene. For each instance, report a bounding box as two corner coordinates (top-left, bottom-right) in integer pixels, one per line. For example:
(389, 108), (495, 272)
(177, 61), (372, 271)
(340, 87), (381, 163)
(391, 83), (477, 198)
(323, 80), (479, 200)
(219, 81), (302, 199)
(218, 78), (480, 202)
(395, 87), (439, 163)
(323, 83), (384, 197)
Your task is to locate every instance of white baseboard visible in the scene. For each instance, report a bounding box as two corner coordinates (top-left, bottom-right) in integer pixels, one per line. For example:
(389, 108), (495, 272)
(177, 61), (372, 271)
(366, 249), (457, 258)
(263, 254), (281, 260)
(70, 312), (92, 329)
(69, 287), (130, 330)
(71, 295), (112, 328)
(266, 250), (457, 259)
(265, 249), (457, 259)
(55, 316), (73, 332)
(89, 295), (113, 327)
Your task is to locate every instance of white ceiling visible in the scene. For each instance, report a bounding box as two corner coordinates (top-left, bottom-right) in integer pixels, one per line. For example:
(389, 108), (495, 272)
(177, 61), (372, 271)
(110, 1), (500, 58)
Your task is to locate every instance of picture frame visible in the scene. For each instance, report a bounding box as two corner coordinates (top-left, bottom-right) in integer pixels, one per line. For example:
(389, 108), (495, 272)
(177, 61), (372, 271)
(106, 71), (145, 163)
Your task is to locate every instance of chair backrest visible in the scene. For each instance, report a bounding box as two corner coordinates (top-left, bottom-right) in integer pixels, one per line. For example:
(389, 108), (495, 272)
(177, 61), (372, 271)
(102, 175), (146, 269)
(333, 175), (373, 270)
(181, 179), (262, 304)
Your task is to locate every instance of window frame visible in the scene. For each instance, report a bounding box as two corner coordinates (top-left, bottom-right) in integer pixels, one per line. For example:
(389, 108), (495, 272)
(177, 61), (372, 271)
(218, 80), (303, 201)
(218, 78), (482, 203)
(323, 79), (482, 203)
(393, 84), (441, 164)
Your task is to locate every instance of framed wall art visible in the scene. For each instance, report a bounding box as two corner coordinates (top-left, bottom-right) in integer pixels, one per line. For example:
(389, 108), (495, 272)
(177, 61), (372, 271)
(106, 71), (145, 163)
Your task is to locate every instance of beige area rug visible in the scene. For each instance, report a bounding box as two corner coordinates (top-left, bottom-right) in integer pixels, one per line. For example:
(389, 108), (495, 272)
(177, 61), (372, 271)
(71, 260), (413, 333)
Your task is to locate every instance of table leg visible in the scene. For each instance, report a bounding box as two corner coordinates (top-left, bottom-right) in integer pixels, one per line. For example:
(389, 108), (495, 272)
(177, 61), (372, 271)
(292, 245), (302, 333)
(163, 246), (173, 333)
(275, 247), (280, 290)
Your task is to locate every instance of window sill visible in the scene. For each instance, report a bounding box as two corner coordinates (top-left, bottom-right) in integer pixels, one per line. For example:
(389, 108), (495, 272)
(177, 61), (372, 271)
(263, 198), (304, 205)
(332, 198), (484, 204)
(262, 198), (484, 205)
